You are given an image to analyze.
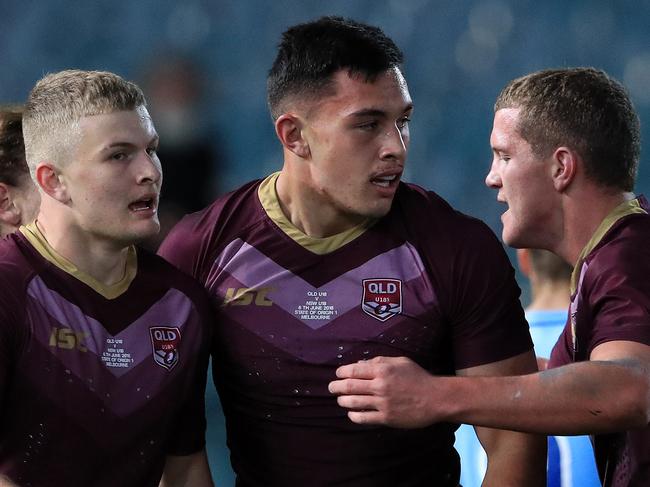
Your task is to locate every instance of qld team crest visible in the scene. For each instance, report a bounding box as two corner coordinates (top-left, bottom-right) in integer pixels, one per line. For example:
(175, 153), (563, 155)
(149, 326), (181, 370)
(361, 278), (402, 322)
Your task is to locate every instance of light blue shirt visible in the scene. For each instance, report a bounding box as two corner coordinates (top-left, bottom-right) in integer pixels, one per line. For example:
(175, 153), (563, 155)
(454, 309), (601, 487)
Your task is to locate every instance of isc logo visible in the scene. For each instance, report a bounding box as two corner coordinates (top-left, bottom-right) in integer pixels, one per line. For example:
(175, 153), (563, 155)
(223, 287), (273, 307)
(49, 327), (89, 352)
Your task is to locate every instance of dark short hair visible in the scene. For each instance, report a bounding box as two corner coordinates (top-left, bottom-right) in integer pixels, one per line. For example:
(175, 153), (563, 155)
(267, 16), (404, 119)
(495, 67), (640, 192)
(0, 106), (29, 187)
(528, 249), (573, 283)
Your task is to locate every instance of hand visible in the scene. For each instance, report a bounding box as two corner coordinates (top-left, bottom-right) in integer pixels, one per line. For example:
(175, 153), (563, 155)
(328, 356), (442, 428)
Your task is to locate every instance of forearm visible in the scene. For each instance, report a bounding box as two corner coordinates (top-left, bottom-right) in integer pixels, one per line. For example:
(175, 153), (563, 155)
(442, 360), (650, 435)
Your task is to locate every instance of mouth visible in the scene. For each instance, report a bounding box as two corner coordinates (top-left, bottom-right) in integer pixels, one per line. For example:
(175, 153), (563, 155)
(128, 195), (158, 213)
(370, 171), (401, 189)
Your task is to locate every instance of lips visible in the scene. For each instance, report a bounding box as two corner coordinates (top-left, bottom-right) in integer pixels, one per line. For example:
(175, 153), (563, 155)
(128, 195), (157, 212)
(370, 170), (402, 189)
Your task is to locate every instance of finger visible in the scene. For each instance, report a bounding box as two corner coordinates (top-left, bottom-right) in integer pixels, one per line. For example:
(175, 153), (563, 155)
(328, 378), (375, 395)
(336, 394), (378, 411)
(335, 361), (379, 379)
(347, 410), (386, 425)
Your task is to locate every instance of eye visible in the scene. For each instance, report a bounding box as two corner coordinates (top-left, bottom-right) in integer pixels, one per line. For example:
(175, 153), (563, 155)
(397, 116), (411, 129)
(111, 152), (128, 161)
(357, 121), (379, 131)
(146, 146), (158, 156)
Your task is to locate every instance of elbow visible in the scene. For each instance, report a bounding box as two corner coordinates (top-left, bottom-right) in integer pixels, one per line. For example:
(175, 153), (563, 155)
(617, 376), (650, 429)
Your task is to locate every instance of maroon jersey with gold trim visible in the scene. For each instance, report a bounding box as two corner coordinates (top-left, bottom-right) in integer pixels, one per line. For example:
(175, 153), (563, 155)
(0, 230), (211, 487)
(550, 196), (650, 487)
(160, 176), (533, 487)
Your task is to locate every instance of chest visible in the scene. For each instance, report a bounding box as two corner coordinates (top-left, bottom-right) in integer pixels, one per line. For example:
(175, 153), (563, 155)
(208, 238), (453, 374)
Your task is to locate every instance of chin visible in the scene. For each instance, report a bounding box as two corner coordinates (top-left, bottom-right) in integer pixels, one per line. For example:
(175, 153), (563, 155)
(365, 200), (394, 219)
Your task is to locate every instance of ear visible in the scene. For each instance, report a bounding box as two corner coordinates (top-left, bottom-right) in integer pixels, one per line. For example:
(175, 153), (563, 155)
(275, 114), (310, 158)
(0, 183), (21, 227)
(551, 147), (577, 192)
(35, 162), (69, 203)
(516, 248), (532, 278)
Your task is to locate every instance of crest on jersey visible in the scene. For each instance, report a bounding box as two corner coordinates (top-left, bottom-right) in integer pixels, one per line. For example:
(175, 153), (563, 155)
(361, 278), (402, 322)
(149, 326), (181, 370)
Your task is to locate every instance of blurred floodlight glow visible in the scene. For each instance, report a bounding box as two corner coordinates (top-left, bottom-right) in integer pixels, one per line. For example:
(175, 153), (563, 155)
(469, 0), (513, 45)
(624, 53), (650, 105)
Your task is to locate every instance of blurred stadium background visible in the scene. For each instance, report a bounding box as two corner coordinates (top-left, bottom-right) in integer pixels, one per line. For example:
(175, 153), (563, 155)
(3, 1), (649, 237)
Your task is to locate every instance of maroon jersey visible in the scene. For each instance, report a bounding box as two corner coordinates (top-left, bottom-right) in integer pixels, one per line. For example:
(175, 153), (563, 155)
(0, 224), (212, 487)
(550, 196), (650, 487)
(159, 174), (533, 486)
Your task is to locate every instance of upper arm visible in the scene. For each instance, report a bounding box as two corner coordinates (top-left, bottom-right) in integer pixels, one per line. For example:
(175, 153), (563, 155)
(591, 340), (650, 369)
(159, 449), (214, 487)
(456, 349), (538, 377)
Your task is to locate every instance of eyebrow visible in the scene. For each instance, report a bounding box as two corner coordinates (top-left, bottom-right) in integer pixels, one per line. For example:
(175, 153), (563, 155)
(347, 104), (414, 119)
(100, 135), (159, 152)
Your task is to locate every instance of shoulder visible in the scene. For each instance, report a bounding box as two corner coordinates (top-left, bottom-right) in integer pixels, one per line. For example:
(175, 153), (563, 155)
(0, 234), (34, 321)
(585, 209), (650, 278)
(139, 248), (212, 302)
(167, 178), (264, 245)
(158, 178), (266, 274)
(393, 182), (504, 253)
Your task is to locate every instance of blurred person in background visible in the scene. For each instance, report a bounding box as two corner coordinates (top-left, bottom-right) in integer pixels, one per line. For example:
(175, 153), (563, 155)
(140, 54), (221, 249)
(331, 67), (650, 487)
(160, 16), (545, 487)
(0, 69), (213, 487)
(0, 107), (39, 237)
(455, 248), (600, 487)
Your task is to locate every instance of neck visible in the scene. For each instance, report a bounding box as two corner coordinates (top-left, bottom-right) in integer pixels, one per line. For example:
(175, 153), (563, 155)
(527, 279), (571, 311)
(276, 167), (366, 238)
(553, 188), (633, 265)
(37, 207), (130, 286)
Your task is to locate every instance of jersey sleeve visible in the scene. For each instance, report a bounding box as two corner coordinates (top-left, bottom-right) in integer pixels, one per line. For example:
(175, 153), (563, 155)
(443, 220), (533, 370)
(583, 240), (650, 353)
(158, 213), (204, 279)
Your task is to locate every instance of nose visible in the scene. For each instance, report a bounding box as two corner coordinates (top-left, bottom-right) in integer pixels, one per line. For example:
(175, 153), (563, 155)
(485, 158), (502, 189)
(379, 124), (407, 162)
(136, 151), (162, 185)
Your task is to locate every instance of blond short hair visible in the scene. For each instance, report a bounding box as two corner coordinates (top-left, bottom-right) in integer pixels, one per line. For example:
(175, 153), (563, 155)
(22, 69), (146, 174)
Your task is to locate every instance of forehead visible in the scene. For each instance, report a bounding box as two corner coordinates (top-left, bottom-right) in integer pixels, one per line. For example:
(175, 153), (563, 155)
(311, 67), (412, 118)
(78, 106), (156, 144)
(491, 108), (523, 146)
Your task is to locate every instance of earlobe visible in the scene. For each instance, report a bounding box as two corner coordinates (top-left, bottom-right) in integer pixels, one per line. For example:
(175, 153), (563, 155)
(275, 114), (310, 158)
(552, 148), (577, 192)
(35, 163), (69, 202)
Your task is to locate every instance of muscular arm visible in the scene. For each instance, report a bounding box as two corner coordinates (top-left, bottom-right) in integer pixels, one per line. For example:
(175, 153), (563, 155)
(159, 449), (214, 487)
(457, 352), (546, 487)
(329, 341), (650, 436)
